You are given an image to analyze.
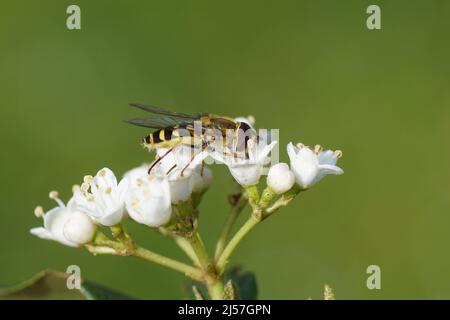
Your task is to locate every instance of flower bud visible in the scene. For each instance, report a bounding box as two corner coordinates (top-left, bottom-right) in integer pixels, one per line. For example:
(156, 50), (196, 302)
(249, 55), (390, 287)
(267, 163), (295, 194)
(63, 211), (96, 245)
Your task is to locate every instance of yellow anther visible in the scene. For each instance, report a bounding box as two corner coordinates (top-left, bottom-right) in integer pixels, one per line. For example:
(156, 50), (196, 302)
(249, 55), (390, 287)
(34, 206), (44, 218)
(98, 169), (106, 177)
(296, 142), (304, 149)
(72, 184), (80, 193)
(49, 191), (59, 200)
(81, 182), (90, 192)
(105, 187), (112, 194)
(83, 175), (93, 183)
(247, 115), (256, 126)
(314, 144), (323, 153)
(87, 194), (95, 202)
(334, 150), (343, 158)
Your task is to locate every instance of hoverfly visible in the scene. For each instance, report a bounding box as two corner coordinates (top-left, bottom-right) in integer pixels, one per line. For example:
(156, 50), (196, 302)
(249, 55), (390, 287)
(126, 103), (256, 175)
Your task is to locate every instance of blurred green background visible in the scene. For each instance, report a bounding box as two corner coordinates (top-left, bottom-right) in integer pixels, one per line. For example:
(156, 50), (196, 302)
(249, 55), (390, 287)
(1, 0), (450, 299)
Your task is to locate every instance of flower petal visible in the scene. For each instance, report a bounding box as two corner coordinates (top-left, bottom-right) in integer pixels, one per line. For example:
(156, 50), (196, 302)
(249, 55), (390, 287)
(318, 150), (337, 166)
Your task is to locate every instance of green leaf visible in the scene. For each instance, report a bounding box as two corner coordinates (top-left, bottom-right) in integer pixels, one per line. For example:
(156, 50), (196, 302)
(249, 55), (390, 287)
(184, 267), (258, 300)
(223, 280), (240, 300)
(191, 285), (205, 300)
(80, 280), (133, 300)
(224, 267), (258, 300)
(0, 270), (84, 300)
(323, 284), (335, 300)
(0, 269), (133, 300)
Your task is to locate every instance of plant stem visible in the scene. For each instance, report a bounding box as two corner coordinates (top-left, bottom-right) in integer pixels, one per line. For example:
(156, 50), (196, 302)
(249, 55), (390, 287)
(133, 246), (203, 279)
(187, 231), (225, 299)
(159, 227), (200, 266)
(187, 231), (210, 270)
(207, 278), (225, 300)
(214, 195), (247, 259)
(216, 211), (261, 272)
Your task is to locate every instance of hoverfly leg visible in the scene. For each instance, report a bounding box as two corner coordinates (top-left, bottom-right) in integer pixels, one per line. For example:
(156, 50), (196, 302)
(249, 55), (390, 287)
(180, 153), (196, 177)
(148, 147), (174, 175)
(166, 164), (177, 176)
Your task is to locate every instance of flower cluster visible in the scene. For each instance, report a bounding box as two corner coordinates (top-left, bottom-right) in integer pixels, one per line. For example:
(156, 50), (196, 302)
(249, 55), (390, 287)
(31, 116), (343, 248)
(30, 114), (343, 300)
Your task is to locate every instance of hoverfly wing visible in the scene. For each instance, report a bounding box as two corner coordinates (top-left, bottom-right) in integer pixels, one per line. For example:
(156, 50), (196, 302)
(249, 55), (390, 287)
(125, 117), (182, 129)
(129, 103), (201, 120)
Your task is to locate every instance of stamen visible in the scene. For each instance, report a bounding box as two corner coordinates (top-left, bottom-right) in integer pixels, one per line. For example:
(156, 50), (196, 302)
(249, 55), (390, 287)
(87, 194), (95, 202)
(72, 184), (81, 193)
(105, 187), (112, 194)
(314, 144), (323, 153)
(49, 190), (65, 207)
(34, 206), (44, 218)
(49, 190), (59, 200)
(334, 150), (343, 158)
(296, 143), (304, 149)
(247, 115), (256, 126)
(83, 175), (93, 183)
(98, 169), (106, 177)
(81, 182), (90, 192)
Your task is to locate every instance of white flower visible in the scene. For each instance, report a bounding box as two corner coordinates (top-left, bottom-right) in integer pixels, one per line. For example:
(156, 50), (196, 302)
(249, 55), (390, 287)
(125, 170), (172, 227)
(267, 163), (295, 194)
(211, 138), (277, 187)
(168, 168), (194, 204)
(123, 164), (149, 188)
(190, 166), (213, 194)
(287, 142), (343, 189)
(30, 192), (96, 247)
(156, 145), (207, 174)
(72, 168), (128, 227)
(154, 146), (211, 203)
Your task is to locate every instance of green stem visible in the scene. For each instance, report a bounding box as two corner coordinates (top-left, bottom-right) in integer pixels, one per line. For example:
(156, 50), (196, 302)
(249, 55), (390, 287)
(187, 231), (225, 299)
(159, 227), (200, 266)
(264, 186), (302, 218)
(245, 184), (260, 209)
(187, 231), (210, 270)
(207, 279), (225, 300)
(90, 230), (203, 279)
(214, 195), (247, 259)
(133, 246), (203, 279)
(216, 211), (261, 272)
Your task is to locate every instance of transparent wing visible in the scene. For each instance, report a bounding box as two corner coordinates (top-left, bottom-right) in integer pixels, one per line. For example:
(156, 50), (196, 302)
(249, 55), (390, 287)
(125, 116), (188, 129)
(129, 103), (201, 120)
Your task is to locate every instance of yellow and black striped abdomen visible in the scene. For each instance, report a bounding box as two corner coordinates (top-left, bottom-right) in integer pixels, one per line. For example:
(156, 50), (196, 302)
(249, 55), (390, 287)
(142, 127), (195, 150)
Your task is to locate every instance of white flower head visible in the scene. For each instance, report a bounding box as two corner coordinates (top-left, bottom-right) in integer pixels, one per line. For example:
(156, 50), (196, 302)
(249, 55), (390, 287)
(125, 168), (172, 227)
(123, 163), (149, 188)
(267, 162), (295, 194)
(153, 146), (211, 203)
(287, 142), (343, 189)
(30, 192), (96, 247)
(212, 137), (278, 187)
(72, 168), (128, 227)
(190, 166), (213, 194)
(156, 145), (208, 174)
(168, 168), (194, 204)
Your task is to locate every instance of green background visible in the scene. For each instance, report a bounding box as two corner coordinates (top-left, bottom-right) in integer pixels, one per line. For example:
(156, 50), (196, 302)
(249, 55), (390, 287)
(1, 0), (449, 299)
